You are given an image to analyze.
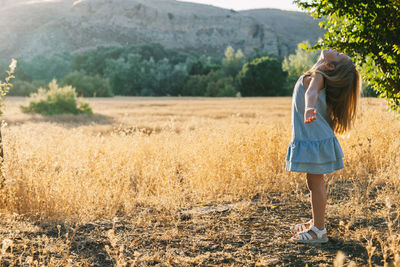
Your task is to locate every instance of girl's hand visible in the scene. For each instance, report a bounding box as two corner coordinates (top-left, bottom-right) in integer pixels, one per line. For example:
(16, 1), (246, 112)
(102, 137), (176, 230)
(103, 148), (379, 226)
(304, 108), (317, 124)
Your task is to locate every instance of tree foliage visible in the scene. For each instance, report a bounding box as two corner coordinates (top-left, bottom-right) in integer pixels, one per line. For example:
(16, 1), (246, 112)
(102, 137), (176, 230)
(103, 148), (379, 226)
(61, 71), (113, 97)
(295, 0), (400, 111)
(104, 54), (188, 96)
(222, 46), (245, 77)
(237, 56), (287, 96)
(19, 53), (73, 83)
(282, 42), (319, 95)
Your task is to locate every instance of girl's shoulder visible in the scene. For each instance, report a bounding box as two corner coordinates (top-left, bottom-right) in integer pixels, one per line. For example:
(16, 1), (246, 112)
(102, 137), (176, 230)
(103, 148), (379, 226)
(302, 73), (325, 93)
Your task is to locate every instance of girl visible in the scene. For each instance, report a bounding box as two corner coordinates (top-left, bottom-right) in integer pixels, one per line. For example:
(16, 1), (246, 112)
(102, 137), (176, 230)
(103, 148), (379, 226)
(285, 49), (362, 243)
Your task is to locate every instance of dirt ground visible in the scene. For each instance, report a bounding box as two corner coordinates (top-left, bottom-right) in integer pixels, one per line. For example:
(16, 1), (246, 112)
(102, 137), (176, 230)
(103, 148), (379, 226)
(0, 192), (384, 266)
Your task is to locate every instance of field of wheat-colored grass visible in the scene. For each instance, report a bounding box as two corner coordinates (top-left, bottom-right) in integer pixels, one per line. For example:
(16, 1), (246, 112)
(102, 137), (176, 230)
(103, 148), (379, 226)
(0, 96), (398, 265)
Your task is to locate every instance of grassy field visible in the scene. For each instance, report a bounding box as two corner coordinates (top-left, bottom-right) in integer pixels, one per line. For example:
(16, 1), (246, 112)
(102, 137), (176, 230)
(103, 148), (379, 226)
(0, 96), (398, 266)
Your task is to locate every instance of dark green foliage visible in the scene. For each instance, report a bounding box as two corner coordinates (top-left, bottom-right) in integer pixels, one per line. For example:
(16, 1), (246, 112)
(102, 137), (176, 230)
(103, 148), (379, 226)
(104, 53), (143, 96)
(73, 46), (125, 77)
(296, 0), (400, 111)
(139, 58), (188, 96)
(362, 86), (379, 97)
(204, 70), (237, 97)
(20, 80), (92, 115)
(181, 75), (209, 96)
(237, 56), (287, 96)
(222, 46), (245, 78)
(19, 53), (73, 83)
(0, 60), (31, 82)
(7, 80), (46, 96)
(187, 55), (220, 76)
(73, 43), (195, 77)
(104, 54), (188, 96)
(61, 71), (113, 97)
(182, 69), (238, 97)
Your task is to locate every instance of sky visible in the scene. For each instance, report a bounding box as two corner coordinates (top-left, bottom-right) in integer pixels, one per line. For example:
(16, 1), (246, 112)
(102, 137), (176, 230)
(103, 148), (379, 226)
(176, 0), (303, 12)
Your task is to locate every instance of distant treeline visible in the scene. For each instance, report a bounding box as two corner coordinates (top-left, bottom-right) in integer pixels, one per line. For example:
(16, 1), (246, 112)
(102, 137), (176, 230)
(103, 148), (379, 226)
(0, 42), (377, 97)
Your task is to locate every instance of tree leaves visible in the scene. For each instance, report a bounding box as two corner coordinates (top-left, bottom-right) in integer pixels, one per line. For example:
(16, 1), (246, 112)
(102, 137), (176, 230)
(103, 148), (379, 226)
(296, 0), (400, 112)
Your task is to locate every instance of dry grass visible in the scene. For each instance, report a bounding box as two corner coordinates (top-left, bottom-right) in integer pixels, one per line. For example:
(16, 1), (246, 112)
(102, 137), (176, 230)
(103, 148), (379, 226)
(0, 96), (398, 266)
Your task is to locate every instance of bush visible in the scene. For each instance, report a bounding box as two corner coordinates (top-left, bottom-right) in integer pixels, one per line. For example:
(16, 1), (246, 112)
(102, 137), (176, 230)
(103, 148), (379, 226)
(20, 79), (92, 115)
(61, 71), (113, 97)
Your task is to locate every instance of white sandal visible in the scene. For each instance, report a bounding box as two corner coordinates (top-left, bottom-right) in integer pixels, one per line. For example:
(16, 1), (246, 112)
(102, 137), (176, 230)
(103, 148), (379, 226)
(291, 225), (329, 243)
(289, 219), (313, 232)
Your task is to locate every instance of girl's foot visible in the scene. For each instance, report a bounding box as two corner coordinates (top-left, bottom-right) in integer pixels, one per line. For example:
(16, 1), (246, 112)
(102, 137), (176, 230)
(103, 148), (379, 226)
(290, 219), (313, 232)
(290, 225), (329, 243)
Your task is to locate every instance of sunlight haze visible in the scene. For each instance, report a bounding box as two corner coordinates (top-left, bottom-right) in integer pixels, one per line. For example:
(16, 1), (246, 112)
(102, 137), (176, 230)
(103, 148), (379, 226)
(176, 0), (302, 12)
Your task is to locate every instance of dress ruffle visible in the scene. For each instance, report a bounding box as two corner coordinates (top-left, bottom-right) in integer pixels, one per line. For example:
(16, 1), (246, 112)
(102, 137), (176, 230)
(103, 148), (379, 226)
(286, 136), (344, 164)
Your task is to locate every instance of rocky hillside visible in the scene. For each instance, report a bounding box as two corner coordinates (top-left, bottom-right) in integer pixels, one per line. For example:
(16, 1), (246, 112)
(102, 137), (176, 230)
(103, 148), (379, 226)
(0, 0), (324, 61)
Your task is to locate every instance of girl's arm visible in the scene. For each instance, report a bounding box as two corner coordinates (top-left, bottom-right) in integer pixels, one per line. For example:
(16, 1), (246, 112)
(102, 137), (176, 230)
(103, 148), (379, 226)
(304, 73), (324, 124)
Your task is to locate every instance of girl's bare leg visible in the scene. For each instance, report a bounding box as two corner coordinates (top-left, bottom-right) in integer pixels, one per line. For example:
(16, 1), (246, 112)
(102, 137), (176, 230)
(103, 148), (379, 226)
(306, 173), (326, 230)
(293, 173), (328, 239)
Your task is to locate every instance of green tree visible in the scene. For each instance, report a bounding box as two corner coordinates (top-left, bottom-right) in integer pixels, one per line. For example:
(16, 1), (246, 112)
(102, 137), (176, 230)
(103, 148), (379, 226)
(104, 53), (143, 96)
(61, 71), (113, 97)
(181, 75), (208, 96)
(187, 55), (220, 76)
(19, 53), (73, 82)
(73, 46), (123, 76)
(222, 46), (245, 77)
(139, 57), (188, 96)
(7, 80), (46, 97)
(105, 54), (188, 96)
(282, 42), (320, 95)
(237, 56), (287, 96)
(295, 0), (400, 112)
(204, 70), (237, 97)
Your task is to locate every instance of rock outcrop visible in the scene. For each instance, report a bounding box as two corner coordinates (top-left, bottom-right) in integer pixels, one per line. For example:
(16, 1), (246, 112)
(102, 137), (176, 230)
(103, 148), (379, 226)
(0, 0), (324, 60)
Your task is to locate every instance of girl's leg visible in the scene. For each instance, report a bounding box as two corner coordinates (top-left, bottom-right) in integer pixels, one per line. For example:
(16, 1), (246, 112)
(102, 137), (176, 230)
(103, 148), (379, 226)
(306, 173), (326, 230)
(292, 172), (328, 240)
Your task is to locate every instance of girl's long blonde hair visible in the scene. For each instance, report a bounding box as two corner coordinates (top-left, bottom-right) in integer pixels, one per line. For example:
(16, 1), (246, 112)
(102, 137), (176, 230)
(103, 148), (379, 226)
(304, 55), (362, 134)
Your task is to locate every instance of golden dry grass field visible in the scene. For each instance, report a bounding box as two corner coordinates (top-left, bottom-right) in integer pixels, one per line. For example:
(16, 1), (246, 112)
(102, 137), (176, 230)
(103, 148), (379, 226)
(0, 96), (398, 266)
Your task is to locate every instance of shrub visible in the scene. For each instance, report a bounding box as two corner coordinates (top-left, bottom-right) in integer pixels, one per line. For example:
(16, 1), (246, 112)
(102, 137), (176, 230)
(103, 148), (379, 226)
(61, 71), (113, 97)
(20, 79), (92, 115)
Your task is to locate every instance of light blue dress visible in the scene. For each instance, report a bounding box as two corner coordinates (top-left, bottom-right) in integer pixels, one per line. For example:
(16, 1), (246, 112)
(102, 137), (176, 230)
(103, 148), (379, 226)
(285, 75), (344, 174)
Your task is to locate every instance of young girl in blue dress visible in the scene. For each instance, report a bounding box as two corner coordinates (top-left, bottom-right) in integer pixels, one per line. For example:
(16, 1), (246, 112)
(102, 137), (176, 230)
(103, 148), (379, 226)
(286, 49), (362, 243)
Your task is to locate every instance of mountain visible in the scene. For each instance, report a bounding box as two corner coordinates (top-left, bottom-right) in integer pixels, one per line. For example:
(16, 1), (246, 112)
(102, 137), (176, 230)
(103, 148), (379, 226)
(0, 0), (324, 61)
